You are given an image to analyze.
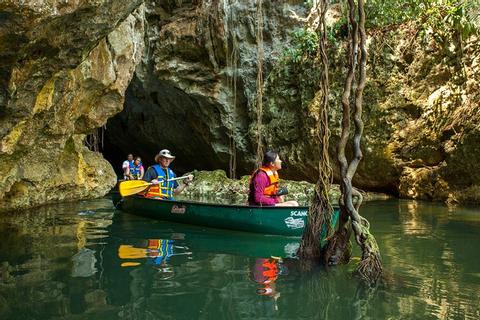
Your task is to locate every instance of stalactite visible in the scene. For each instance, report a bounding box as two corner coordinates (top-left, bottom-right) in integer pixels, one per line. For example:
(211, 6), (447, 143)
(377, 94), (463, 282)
(201, 0), (221, 73)
(84, 125), (106, 152)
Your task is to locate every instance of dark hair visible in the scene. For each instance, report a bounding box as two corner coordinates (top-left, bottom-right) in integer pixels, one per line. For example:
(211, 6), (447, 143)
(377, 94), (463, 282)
(262, 150), (278, 166)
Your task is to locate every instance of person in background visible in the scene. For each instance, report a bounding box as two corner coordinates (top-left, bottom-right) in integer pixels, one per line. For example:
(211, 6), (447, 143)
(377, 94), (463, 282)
(248, 150), (299, 207)
(143, 149), (194, 199)
(122, 154), (134, 180)
(129, 156), (144, 180)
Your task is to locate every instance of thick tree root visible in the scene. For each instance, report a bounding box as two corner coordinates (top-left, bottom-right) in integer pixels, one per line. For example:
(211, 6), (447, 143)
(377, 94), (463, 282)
(355, 229), (383, 283)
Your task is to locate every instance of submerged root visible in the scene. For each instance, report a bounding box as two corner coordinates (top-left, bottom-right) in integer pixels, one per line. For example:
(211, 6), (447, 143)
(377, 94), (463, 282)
(322, 222), (352, 266)
(356, 253), (383, 284)
(355, 230), (383, 283)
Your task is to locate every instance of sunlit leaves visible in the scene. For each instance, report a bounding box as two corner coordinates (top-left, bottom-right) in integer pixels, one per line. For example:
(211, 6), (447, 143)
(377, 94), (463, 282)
(363, 0), (479, 37)
(464, 0), (480, 30)
(283, 27), (319, 64)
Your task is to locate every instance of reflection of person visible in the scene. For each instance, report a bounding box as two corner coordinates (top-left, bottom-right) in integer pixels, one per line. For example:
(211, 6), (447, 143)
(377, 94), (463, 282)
(248, 150), (299, 206)
(129, 157), (144, 180)
(147, 239), (174, 265)
(122, 154), (134, 180)
(147, 239), (176, 280)
(143, 149), (194, 199)
(251, 258), (283, 310)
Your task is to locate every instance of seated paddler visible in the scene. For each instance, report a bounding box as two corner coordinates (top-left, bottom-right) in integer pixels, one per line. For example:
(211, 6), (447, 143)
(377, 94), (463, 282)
(248, 150), (299, 207)
(143, 149), (194, 199)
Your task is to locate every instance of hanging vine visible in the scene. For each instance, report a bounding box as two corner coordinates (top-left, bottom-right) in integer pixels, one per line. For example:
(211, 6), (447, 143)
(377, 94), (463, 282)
(297, 0), (383, 283)
(224, 0), (239, 179)
(335, 0), (383, 283)
(255, 0), (264, 167)
(84, 125), (105, 152)
(298, 0), (334, 263)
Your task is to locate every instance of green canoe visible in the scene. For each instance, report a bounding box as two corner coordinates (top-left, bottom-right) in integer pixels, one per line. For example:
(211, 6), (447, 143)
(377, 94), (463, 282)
(112, 192), (339, 237)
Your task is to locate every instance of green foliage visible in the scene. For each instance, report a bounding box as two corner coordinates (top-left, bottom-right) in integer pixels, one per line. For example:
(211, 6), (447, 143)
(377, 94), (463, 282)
(282, 27), (319, 64)
(327, 18), (348, 44)
(304, 0), (314, 10)
(465, 0), (480, 30)
(365, 0), (420, 27)
(364, 0), (480, 38)
(420, 0), (480, 40)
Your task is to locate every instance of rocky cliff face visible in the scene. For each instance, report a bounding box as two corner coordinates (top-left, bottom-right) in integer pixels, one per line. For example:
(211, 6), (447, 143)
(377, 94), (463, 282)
(104, 0), (310, 174)
(253, 25), (480, 203)
(1, 0), (478, 211)
(105, 1), (479, 203)
(381, 30), (480, 203)
(0, 1), (145, 212)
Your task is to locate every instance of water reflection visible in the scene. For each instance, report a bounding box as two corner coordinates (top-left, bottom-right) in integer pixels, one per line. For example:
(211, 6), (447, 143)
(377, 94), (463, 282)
(118, 239), (177, 267)
(364, 200), (480, 320)
(0, 199), (479, 319)
(72, 248), (97, 277)
(114, 237), (291, 312)
(0, 199), (115, 319)
(250, 257), (284, 310)
(116, 238), (195, 284)
(108, 211), (302, 259)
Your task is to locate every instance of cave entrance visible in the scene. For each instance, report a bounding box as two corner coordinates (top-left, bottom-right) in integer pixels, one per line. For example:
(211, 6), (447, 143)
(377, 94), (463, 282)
(88, 75), (248, 179)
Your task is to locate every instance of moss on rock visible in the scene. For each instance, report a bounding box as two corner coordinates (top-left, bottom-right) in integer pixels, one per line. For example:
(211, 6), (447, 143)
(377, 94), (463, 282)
(181, 170), (389, 205)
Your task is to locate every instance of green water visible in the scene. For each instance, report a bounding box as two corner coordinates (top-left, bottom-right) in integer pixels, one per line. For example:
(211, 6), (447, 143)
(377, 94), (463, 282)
(0, 199), (479, 319)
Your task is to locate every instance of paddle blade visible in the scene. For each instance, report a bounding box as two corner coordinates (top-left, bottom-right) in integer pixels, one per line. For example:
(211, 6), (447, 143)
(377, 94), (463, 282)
(119, 180), (150, 197)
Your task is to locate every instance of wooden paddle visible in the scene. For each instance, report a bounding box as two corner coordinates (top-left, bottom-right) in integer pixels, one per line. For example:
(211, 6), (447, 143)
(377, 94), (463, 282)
(119, 175), (193, 197)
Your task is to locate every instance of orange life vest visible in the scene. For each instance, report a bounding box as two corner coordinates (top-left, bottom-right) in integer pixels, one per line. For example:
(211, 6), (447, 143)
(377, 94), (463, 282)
(261, 259), (279, 281)
(255, 166), (279, 196)
(253, 258), (282, 297)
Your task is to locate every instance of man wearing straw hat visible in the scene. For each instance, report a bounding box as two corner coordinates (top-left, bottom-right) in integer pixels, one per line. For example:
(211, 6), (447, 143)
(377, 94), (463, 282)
(143, 149), (194, 199)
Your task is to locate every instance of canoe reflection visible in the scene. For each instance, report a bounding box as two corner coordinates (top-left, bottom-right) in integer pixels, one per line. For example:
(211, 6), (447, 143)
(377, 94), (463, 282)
(118, 239), (183, 267)
(104, 213), (302, 308)
(109, 212), (301, 259)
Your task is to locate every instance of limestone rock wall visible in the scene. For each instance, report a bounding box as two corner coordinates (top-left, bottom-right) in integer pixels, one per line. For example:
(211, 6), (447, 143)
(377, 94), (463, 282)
(0, 1), (146, 212)
(384, 32), (480, 203)
(104, 0), (309, 173)
(263, 23), (480, 203)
